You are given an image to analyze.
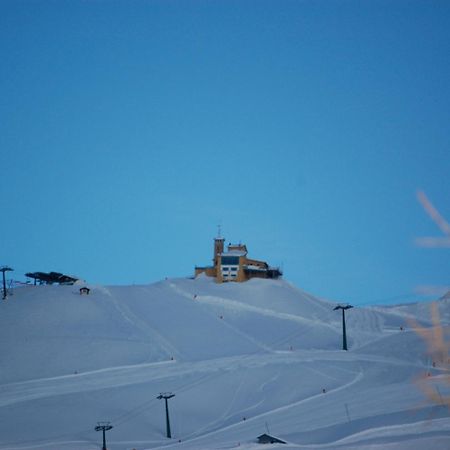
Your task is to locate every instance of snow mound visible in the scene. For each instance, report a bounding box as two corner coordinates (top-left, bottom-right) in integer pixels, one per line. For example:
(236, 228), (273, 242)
(0, 277), (449, 449)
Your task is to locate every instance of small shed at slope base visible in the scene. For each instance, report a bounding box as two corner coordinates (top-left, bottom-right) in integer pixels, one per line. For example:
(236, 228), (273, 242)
(257, 433), (286, 444)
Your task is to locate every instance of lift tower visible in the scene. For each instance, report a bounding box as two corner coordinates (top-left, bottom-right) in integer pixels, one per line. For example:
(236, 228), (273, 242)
(95, 422), (113, 450)
(157, 393), (175, 438)
(1, 266), (13, 300)
(333, 304), (353, 350)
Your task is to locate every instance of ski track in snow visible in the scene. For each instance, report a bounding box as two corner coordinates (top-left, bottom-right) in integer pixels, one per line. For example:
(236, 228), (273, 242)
(0, 347), (429, 409)
(323, 416), (450, 447)
(169, 282), (274, 353)
(170, 281), (338, 331)
(196, 294), (334, 327)
(99, 286), (182, 360)
(182, 373), (251, 440)
(0, 354), (279, 407)
(159, 366), (365, 449)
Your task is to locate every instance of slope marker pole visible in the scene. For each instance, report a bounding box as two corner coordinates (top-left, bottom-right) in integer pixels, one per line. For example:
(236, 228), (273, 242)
(345, 403), (351, 422)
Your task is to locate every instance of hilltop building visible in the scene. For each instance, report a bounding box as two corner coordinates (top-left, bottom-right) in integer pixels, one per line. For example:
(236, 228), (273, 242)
(195, 236), (282, 283)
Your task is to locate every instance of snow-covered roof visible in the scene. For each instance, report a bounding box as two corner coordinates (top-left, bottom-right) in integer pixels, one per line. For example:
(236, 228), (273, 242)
(244, 265), (267, 272)
(221, 250), (246, 256)
(257, 434), (286, 444)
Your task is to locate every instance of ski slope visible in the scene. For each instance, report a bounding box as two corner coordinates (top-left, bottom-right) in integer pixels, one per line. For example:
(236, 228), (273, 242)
(0, 276), (449, 449)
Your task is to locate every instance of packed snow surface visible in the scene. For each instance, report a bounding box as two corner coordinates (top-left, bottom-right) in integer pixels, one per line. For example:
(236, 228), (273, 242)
(0, 276), (449, 449)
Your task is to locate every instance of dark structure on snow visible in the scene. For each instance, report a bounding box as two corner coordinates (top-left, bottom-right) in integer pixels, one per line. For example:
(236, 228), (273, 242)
(1, 266), (13, 300)
(25, 271), (79, 285)
(257, 433), (286, 444)
(333, 304), (354, 351)
(157, 393), (175, 439)
(94, 422), (113, 450)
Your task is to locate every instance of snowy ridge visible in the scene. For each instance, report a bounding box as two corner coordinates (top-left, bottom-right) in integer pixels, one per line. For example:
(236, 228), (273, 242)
(0, 277), (449, 449)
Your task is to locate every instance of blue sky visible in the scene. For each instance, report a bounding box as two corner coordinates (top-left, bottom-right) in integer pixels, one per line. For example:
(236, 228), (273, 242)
(1, 0), (449, 305)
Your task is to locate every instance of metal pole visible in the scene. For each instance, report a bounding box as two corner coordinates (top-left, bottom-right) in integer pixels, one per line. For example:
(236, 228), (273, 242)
(95, 422), (113, 450)
(333, 304), (353, 351)
(165, 397), (171, 438)
(157, 393), (175, 438)
(2, 270), (6, 300)
(342, 308), (347, 351)
(1, 267), (13, 300)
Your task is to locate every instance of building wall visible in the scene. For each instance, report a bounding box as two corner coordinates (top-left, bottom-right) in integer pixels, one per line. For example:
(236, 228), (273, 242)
(213, 238), (225, 267)
(243, 270), (267, 280)
(194, 266), (217, 278)
(245, 258), (268, 269)
(217, 254), (245, 283)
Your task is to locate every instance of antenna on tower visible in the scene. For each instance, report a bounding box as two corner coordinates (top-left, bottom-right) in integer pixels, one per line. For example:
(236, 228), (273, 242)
(217, 224), (222, 238)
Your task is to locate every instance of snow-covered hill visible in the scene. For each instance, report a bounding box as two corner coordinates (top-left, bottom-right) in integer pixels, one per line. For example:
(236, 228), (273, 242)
(0, 277), (449, 449)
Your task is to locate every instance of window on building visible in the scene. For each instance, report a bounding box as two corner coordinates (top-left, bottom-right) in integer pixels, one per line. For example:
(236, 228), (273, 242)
(221, 256), (240, 265)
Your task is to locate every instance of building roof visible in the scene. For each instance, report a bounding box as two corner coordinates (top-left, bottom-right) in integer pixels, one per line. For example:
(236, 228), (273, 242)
(257, 433), (286, 444)
(25, 272), (79, 285)
(243, 265), (267, 272)
(220, 250), (246, 256)
(227, 244), (247, 253)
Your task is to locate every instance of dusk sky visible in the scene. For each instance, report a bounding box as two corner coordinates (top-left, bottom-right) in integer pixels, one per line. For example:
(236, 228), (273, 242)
(1, 0), (449, 306)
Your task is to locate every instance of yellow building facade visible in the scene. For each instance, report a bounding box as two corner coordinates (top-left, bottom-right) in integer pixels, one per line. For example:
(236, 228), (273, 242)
(195, 237), (282, 283)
